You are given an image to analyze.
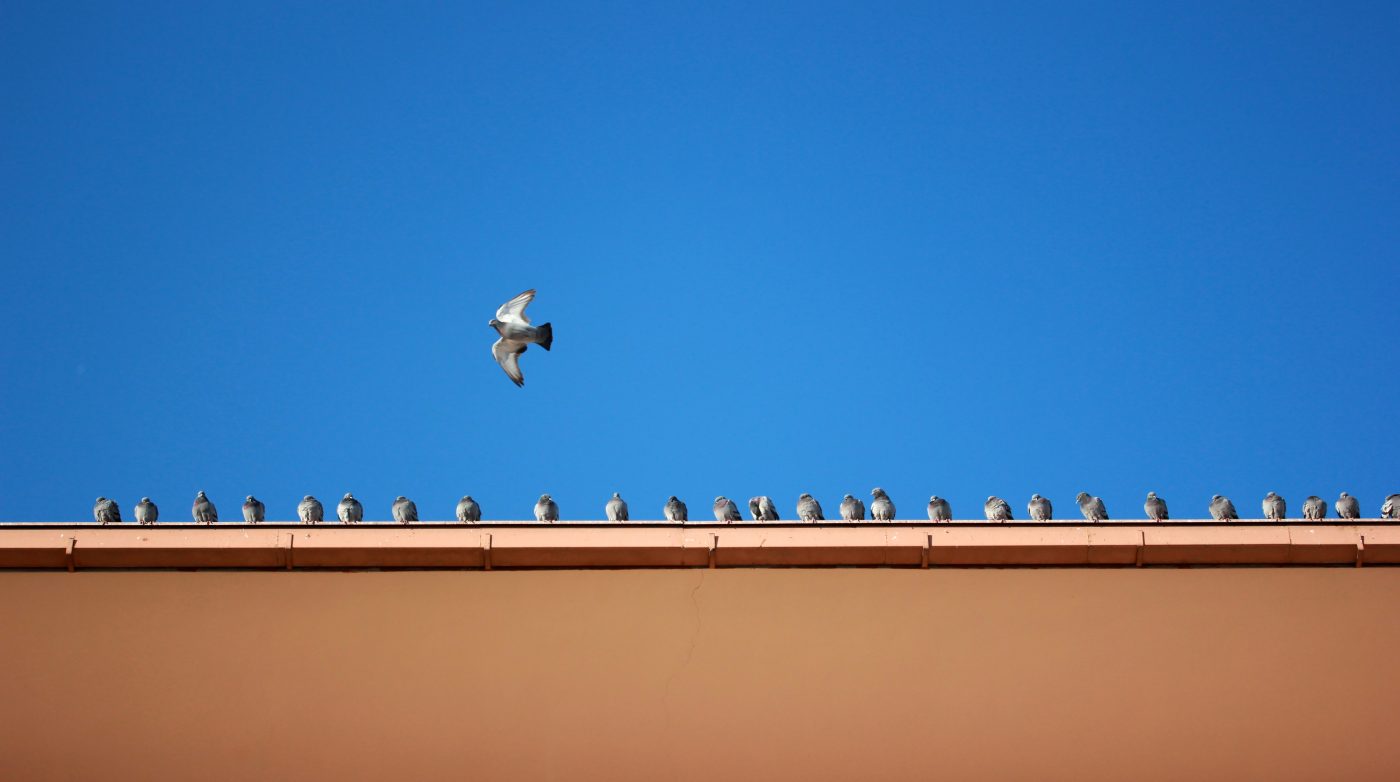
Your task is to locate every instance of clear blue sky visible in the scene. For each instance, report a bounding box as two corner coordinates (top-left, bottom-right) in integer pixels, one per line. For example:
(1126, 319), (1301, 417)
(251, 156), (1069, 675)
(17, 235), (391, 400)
(2, 2), (1397, 522)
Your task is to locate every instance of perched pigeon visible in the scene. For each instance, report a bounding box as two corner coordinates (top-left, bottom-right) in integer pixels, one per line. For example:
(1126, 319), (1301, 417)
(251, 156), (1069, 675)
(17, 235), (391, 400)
(1075, 492), (1108, 522)
(298, 495), (324, 524)
(797, 493), (824, 521)
(984, 496), (1013, 521)
(192, 491), (218, 524)
(392, 496), (418, 524)
(606, 492), (629, 522)
(456, 495), (481, 523)
(1209, 495), (1238, 521)
(135, 497), (158, 525)
(489, 289), (554, 387)
(338, 493), (363, 524)
(1027, 494), (1052, 521)
(1302, 496), (1327, 520)
(1262, 492), (1286, 522)
(664, 496), (688, 522)
(1383, 494), (1400, 520)
(748, 496), (779, 522)
(534, 494), (559, 522)
(1144, 492), (1168, 522)
(93, 497), (121, 525)
(927, 496), (952, 521)
(713, 496), (742, 523)
(242, 495), (265, 523)
(1336, 492), (1360, 520)
(840, 494), (866, 522)
(870, 488), (895, 521)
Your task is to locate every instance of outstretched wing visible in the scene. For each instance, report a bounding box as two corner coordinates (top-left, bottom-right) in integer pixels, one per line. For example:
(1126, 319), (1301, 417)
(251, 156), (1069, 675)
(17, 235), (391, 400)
(496, 289), (536, 325)
(492, 338), (527, 387)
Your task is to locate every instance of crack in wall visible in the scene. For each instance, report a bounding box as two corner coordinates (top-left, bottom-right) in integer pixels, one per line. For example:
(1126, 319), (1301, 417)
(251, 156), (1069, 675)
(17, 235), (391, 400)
(661, 567), (706, 774)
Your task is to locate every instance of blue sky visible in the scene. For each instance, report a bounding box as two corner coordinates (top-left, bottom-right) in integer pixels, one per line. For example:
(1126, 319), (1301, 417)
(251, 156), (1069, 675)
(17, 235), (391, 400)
(2, 2), (1397, 522)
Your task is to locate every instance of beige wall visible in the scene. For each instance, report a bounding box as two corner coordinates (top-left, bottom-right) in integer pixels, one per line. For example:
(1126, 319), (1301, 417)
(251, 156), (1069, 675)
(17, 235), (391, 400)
(2, 569), (1398, 781)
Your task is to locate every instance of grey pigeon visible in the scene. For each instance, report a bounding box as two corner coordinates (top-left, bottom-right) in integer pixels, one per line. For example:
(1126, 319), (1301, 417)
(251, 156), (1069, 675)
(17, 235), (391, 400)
(840, 494), (866, 522)
(984, 496), (1013, 521)
(192, 491), (218, 524)
(456, 495), (481, 523)
(606, 492), (629, 522)
(1076, 492), (1108, 522)
(1027, 494), (1052, 521)
(489, 289), (554, 387)
(337, 493), (363, 524)
(135, 497), (158, 525)
(748, 496), (779, 522)
(242, 495), (265, 523)
(298, 495), (324, 524)
(1336, 492), (1360, 520)
(870, 488), (895, 521)
(664, 496), (688, 522)
(1262, 492), (1286, 522)
(93, 497), (121, 525)
(1209, 495), (1238, 521)
(927, 496), (952, 521)
(392, 496), (418, 524)
(1302, 496), (1327, 520)
(1144, 492), (1168, 521)
(534, 494), (559, 522)
(713, 496), (742, 523)
(796, 493), (824, 521)
(1383, 494), (1400, 520)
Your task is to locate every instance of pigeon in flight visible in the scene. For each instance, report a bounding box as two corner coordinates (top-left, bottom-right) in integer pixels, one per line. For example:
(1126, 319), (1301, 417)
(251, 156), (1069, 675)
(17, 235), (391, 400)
(1028, 494), (1052, 521)
(338, 493), (363, 524)
(535, 494), (559, 522)
(94, 497), (121, 525)
(1302, 496), (1326, 520)
(985, 496), (1012, 521)
(1262, 492), (1286, 521)
(665, 496), (688, 522)
(489, 289), (554, 387)
(870, 488), (895, 521)
(193, 491), (218, 524)
(797, 493), (824, 521)
(1209, 495), (1238, 521)
(1144, 492), (1168, 521)
(927, 496), (952, 521)
(713, 496), (742, 523)
(135, 497), (158, 525)
(606, 492), (629, 522)
(299, 495), (324, 524)
(1076, 492), (1108, 522)
(242, 496), (266, 523)
(1383, 494), (1400, 520)
(456, 496), (481, 523)
(748, 496), (779, 521)
(392, 496), (418, 524)
(1336, 492), (1360, 520)
(840, 494), (866, 522)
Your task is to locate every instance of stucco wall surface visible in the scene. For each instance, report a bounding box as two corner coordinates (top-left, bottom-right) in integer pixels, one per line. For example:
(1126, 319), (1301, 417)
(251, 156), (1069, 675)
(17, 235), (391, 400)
(2, 569), (1398, 781)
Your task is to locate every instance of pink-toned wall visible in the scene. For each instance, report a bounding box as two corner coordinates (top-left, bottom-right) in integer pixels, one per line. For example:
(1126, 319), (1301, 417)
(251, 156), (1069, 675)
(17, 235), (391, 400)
(2, 568), (1398, 781)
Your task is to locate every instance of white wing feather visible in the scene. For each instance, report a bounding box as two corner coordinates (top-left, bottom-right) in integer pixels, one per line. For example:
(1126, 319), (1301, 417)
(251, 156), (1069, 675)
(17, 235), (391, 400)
(495, 289), (536, 325)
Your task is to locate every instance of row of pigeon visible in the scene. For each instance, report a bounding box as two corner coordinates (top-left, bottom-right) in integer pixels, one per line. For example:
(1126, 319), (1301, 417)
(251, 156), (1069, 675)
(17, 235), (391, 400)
(90, 489), (1400, 524)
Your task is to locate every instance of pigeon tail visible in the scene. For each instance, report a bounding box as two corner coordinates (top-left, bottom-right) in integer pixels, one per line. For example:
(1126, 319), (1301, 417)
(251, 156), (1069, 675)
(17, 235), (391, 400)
(536, 322), (553, 351)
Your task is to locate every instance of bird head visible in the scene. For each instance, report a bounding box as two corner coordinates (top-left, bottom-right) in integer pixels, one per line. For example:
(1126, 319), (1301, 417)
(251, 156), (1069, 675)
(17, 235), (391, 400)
(714, 496), (726, 504)
(871, 487), (885, 497)
(196, 491), (207, 499)
(612, 492), (621, 499)
(1075, 492), (1090, 502)
(1340, 492), (1351, 498)
(343, 493), (354, 500)
(539, 494), (552, 502)
(1212, 495), (1223, 501)
(141, 497), (151, 503)
(843, 494), (854, 500)
(488, 318), (502, 331)
(930, 496), (941, 502)
(303, 495), (315, 502)
(396, 496), (407, 502)
(668, 496), (678, 502)
(461, 495), (473, 502)
(1147, 492), (1157, 499)
(799, 493), (812, 500)
(95, 497), (106, 503)
(246, 495), (255, 502)
(1031, 494), (1042, 501)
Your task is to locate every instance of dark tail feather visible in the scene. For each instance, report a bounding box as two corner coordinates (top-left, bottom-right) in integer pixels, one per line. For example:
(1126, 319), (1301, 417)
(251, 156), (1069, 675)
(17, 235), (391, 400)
(537, 322), (553, 351)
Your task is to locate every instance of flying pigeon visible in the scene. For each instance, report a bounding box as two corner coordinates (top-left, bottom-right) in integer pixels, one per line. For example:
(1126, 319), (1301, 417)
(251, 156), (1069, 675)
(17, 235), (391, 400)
(1383, 494), (1400, 520)
(392, 496), (418, 524)
(535, 494), (559, 522)
(1336, 492), (1360, 520)
(456, 495), (481, 523)
(1302, 496), (1327, 520)
(797, 493), (824, 521)
(606, 492), (629, 522)
(870, 488), (895, 521)
(748, 496), (779, 521)
(135, 497), (158, 525)
(93, 497), (121, 525)
(713, 496), (742, 523)
(298, 495), (324, 524)
(840, 494), (866, 521)
(1209, 495), (1238, 521)
(193, 491), (218, 524)
(489, 289), (554, 387)
(927, 496), (952, 521)
(338, 493), (363, 524)
(1262, 492), (1286, 521)
(1144, 492), (1168, 521)
(984, 496), (1012, 521)
(242, 495), (265, 523)
(1028, 494), (1052, 521)
(664, 496), (688, 522)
